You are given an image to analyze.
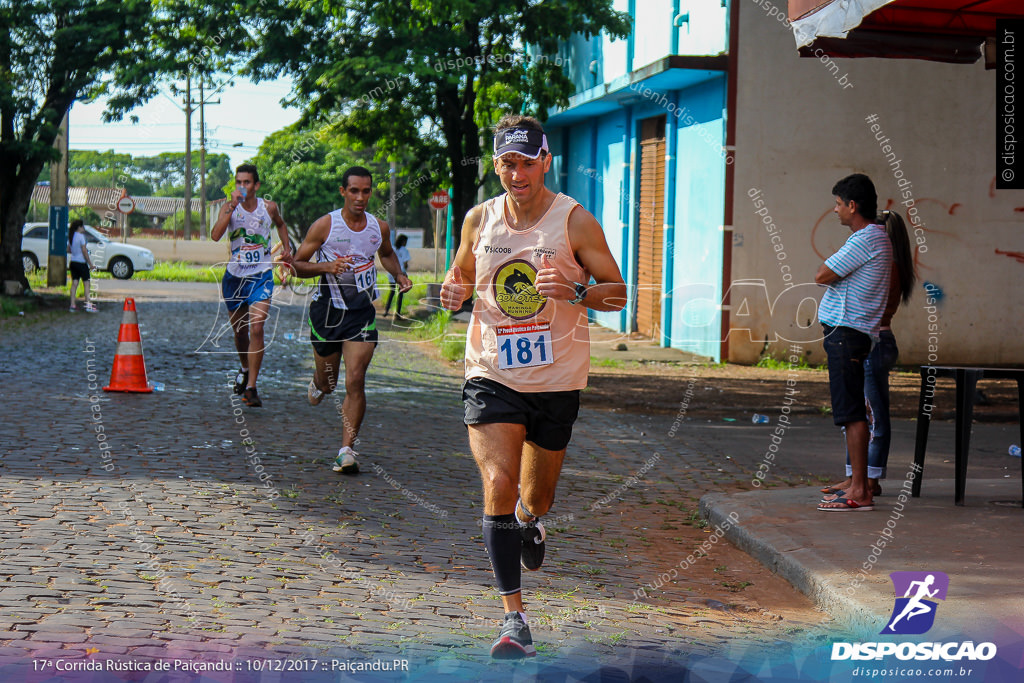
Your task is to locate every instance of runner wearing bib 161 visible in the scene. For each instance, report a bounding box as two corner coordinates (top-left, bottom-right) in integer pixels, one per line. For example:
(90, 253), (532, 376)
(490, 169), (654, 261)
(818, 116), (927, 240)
(440, 115), (626, 661)
(291, 166), (412, 475)
(211, 163), (292, 408)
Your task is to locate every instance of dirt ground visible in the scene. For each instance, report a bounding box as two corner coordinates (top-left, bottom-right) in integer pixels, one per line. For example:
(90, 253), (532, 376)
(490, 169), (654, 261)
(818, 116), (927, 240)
(583, 359), (1023, 423)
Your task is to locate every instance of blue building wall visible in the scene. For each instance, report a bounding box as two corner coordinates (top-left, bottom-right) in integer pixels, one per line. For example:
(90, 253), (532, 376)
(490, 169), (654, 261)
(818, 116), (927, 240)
(666, 79), (727, 359)
(542, 1), (729, 360)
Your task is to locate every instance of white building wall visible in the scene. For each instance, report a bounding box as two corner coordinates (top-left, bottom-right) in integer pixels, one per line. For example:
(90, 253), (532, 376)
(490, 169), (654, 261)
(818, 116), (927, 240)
(634, 0), (674, 67)
(730, 0), (1023, 365)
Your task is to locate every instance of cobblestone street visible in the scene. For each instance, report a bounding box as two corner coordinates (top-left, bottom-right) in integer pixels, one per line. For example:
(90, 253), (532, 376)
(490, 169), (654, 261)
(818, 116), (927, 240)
(0, 289), (876, 680)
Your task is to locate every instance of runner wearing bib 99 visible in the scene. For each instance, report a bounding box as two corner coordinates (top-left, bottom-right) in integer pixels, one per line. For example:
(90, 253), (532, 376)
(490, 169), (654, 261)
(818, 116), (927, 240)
(291, 166), (412, 475)
(440, 115), (626, 660)
(211, 163), (292, 408)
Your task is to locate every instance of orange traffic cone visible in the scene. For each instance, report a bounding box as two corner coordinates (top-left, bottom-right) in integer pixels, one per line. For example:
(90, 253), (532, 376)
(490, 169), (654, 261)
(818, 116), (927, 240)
(103, 297), (153, 393)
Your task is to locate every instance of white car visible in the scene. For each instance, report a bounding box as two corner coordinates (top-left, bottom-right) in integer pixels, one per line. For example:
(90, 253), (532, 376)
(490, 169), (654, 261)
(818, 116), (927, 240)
(22, 223), (155, 279)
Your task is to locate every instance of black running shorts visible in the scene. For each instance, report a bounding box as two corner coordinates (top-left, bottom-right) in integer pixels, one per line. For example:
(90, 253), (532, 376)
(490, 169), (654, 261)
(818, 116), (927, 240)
(308, 296), (378, 357)
(69, 262), (90, 281)
(462, 376), (581, 451)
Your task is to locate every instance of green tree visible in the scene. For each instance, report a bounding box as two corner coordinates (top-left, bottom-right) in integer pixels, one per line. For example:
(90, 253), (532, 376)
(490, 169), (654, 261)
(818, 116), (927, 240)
(53, 150), (153, 195)
(0, 0), (243, 289)
(247, 0), (630, 247)
(132, 151), (231, 199)
(162, 209), (201, 238)
(252, 123), (421, 238)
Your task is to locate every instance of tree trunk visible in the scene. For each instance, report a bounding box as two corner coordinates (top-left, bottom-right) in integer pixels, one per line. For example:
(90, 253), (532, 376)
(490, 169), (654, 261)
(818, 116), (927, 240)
(0, 162), (44, 292)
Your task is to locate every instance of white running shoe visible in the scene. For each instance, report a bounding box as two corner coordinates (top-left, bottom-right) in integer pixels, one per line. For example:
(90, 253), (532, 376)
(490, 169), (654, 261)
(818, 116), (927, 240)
(332, 446), (359, 475)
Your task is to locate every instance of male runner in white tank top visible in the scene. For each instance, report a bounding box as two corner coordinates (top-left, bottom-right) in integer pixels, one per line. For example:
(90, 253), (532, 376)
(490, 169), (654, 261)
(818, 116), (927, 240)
(441, 115), (626, 660)
(291, 167), (412, 475)
(211, 164), (292, 408)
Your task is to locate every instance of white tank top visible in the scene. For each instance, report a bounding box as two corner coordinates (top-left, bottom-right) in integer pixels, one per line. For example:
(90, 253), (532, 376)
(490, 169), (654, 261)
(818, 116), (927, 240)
(312, 209), (383, 309)
(226, 198), (274, 277)
(464, 193), (591, 392)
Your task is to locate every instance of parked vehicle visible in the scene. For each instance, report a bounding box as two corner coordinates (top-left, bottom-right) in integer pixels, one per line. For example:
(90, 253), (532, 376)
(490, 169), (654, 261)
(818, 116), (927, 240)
(21, 223), (155, 279)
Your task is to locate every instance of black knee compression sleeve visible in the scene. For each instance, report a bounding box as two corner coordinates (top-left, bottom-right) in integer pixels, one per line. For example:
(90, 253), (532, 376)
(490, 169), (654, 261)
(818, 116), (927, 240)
(482, 514), (521, 596)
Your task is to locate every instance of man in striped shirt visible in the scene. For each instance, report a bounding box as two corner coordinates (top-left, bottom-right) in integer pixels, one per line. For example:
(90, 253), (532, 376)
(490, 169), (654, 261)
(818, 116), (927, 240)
(815, 173), (892, 512)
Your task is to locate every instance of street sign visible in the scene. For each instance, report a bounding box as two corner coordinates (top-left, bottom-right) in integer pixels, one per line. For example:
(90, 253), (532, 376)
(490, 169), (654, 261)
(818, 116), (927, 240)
(429, 191), (450, 211)
(117, 196), (136, 214)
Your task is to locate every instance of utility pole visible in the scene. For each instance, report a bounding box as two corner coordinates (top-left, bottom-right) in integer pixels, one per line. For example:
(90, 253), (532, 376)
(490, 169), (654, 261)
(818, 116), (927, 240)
(183, 72), (193, 240)
(388, 160), (397, 238)
(48, 111), (69, 288)
(195, 77), (223, 240)
(199, 76), (207, 240)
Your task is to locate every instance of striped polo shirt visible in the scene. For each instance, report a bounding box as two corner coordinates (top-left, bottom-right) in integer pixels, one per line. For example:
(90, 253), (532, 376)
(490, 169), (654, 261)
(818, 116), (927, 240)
(818, 224), (892, 338)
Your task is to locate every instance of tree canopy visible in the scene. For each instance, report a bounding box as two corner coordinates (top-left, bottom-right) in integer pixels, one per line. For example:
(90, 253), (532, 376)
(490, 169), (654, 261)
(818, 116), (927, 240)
(0, 0), (243, 289)
(246, 0), (631, 246)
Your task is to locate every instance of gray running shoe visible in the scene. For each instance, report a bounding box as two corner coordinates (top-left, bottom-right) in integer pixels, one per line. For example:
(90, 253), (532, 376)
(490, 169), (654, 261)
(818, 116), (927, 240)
(490, 611), (536, 659)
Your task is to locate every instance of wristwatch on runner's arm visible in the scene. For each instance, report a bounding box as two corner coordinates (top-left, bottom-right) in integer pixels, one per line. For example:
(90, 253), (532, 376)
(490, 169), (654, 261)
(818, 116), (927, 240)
(569, 282), (588, 305)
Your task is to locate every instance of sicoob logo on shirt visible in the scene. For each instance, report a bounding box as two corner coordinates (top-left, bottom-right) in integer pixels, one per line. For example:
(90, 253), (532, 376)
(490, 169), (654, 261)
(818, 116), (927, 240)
(493, 259), (546, 320)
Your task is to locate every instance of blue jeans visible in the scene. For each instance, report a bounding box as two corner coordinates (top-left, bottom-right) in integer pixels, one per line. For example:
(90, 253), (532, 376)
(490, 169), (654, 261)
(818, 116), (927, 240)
(845, 329), (899, 480)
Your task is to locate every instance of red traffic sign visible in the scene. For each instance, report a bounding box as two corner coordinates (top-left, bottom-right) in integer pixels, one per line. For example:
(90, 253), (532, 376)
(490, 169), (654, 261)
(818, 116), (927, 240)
(429, 191), (450, 210)
(117, 196), (136, 214)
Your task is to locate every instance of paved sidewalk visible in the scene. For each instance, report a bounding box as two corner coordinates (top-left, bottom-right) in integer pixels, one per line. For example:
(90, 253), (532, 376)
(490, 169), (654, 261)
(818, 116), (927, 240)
(0, 287), (1021, 681)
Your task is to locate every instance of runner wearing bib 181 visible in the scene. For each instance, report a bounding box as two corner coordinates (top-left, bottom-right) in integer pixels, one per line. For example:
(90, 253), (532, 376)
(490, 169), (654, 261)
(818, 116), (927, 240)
(291, 166), (412, 475)
(440, 114), (626, 661)
(211, 163), (292, 408)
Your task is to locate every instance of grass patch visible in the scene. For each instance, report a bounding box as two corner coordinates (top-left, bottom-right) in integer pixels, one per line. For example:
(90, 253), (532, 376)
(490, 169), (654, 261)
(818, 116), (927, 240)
(0, 297), (38, 317)
(755, 352), (825, 371)
(403, 309), (465, 362)
(88, 261), (226, 283)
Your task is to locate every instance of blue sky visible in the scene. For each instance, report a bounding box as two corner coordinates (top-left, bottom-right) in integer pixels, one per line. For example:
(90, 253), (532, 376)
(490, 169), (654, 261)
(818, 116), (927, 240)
(69, 76), (302, 171)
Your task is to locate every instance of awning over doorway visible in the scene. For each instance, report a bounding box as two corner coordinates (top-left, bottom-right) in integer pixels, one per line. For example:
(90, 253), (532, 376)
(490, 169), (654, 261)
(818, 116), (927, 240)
(788, 0), (1024, 64)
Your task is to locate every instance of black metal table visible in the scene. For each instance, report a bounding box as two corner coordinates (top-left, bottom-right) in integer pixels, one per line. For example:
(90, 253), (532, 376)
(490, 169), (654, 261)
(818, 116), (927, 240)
(913, 366), (1024, 506)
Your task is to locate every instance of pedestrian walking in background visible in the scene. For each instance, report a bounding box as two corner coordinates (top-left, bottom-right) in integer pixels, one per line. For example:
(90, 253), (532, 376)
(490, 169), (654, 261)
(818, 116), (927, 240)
(383, 233), (411, 318)
(68, 219), (97, 313)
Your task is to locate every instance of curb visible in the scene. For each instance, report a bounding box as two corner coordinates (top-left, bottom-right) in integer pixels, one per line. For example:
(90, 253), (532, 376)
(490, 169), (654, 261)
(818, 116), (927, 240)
(699, 489), (889, 639)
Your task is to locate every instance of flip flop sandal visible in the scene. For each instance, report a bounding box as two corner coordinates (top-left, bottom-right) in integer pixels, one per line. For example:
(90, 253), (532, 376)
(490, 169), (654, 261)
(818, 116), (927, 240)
(818, 495), (874, 512)
(820, 486), (845, 495)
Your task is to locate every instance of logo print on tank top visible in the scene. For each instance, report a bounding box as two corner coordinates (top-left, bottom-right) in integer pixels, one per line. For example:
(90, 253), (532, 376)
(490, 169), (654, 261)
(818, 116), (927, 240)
(493, 259), (546, 320)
